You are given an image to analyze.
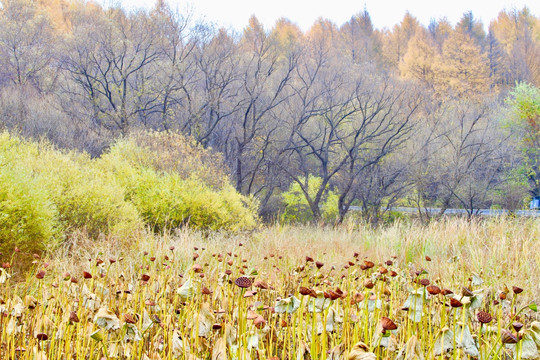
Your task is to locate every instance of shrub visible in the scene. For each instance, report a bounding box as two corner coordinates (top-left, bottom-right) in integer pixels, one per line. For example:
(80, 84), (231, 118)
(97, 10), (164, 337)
(0, 130), (258, 258)
(98, 136), (259, 231)
(130, 130), (229, 189)
(0, 132), (141, 241)
(30, 149), (142, 237)
(0, 147), (59, 257)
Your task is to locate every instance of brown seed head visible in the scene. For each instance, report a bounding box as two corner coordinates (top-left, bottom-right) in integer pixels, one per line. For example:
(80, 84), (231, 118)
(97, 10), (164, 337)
(501, 330), (519, 344)
(512, 286), (523, 295)
(253, 315), (266, 329)
(124, 314), (137, 324)
(450, 298), (463, 308)
(254, 280), (269, 290)
(350, 292), (365, 305)
(513, 322), (524, 332)
(328, 291), (342, 301)
(299, 287), (311, 296)
(462, 287), (474, 297)
(202, 287), (212, 295)
(83, 271), (92, 279)
(36, 270), (46, 280)
(427, 285), (441, 295)
(476, 311), (492, 324)
(419, 278), (430, 286)
(363, 279), (374, 289)
(69, 311), (80, 323)
(235, 276), (252, 288)
(35, 333), (48, 341)
(380, 317), (398, 331)
(364, 260), (375, 269)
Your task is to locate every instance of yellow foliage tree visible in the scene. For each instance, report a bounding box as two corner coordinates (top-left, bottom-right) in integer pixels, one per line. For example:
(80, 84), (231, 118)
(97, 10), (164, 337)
(271, 17), (303, 52)
(433, 30), (490, 97)
(399, 28), (438, 89)
(489, 8), (540, 86)
(339, 10), (381, 64)
(428, 17), (452, 50)
(381, 11), (420, 68)
(305, 17), (340, 55)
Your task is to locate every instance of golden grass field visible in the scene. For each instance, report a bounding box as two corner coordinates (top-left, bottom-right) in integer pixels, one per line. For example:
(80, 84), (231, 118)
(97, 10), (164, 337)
(2, 218), (540, 359)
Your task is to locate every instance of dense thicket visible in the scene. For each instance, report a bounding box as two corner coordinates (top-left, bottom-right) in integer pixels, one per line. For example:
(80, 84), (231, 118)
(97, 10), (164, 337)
(1, 0), (540, 224)
(0, 131), (259, 256)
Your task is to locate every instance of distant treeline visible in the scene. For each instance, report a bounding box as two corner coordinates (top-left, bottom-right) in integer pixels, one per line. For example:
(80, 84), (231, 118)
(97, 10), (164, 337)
(1, 0), (540, 223)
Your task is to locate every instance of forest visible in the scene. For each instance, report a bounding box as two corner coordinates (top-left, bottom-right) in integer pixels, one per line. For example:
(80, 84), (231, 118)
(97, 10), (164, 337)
(1, 0), (540, 226)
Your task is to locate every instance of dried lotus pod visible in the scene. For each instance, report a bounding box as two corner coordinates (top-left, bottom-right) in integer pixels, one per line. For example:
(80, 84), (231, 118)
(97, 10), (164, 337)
(450, 298), (463, 308)
(462, 287), (474, 297)
(476, 311), (492, 324)
(501, 330), (518, 344)
(234, 276), (252, 288)
(427, 285), (441, 295)
(380, 317), (398, 331)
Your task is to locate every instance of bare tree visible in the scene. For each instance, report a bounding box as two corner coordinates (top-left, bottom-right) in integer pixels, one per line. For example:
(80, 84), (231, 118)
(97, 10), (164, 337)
(60, 8), (163, 135)
(0, 0), (56, 91)
(334, 73), (419, 223)
(187, 28), (242, 146)
(229, 17), (297, 195)
(408, 98), (510, 219)
(280, 49), (419, 222)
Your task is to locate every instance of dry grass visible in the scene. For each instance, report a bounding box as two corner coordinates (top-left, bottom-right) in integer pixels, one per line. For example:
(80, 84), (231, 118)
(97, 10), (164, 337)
(2, 218), (540, 359)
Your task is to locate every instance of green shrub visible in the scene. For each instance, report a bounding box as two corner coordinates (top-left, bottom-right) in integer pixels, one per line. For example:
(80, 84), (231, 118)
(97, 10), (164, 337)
(0, 130), (258, 257)
(0, 153), (59, 257)
(31, 149), (142, 237)
(98, 136), (259, 232)
(0, 132), (141, 242)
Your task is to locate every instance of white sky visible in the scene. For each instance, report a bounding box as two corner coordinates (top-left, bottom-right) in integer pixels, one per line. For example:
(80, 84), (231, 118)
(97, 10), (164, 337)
(115, 0), (540, 31)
